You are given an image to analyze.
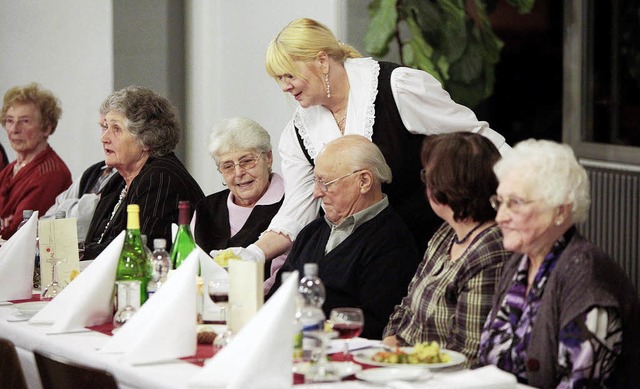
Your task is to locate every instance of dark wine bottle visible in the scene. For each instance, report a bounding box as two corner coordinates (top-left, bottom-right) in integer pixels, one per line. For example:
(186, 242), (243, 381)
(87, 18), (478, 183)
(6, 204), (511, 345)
(170, 201), (196, 269)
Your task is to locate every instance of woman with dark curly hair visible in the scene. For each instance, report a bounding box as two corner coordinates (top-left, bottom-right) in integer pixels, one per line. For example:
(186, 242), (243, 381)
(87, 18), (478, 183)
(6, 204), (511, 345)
(382, 132), (510, 367)
(84, 86), (204, 259)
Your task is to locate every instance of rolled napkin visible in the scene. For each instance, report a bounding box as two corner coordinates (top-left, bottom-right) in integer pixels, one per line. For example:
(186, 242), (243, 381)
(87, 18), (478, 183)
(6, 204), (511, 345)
(227, 259), (263, 333)
(189, 270), (298, 388)
(0, 211), (38, 301)
(29, 231), (125, 332)
(99, 248), (199, 365)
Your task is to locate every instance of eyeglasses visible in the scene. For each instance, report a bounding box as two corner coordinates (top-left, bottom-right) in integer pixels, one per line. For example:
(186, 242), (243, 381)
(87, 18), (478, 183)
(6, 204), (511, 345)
(313, 170), (363, 192)
(420, 169), (427, 183)
(489, 194), (535, 213)
(218, 153), (263, 175)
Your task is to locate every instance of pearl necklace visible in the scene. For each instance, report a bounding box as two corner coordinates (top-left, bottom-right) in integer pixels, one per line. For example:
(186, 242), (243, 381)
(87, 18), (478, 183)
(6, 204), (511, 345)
(97, 186), (128, 244)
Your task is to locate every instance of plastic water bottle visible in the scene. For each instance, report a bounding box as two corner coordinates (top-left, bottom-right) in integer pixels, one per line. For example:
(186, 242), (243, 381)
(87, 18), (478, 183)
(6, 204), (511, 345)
(147, 238), (171, 298)
(298, 263), (326, 359)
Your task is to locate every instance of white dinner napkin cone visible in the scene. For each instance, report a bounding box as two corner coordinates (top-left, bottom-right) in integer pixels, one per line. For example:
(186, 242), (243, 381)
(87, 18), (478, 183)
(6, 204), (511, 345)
(0, 211), (38, 301)
(189, 270), (298, 389)
(100, 248), (199, 365)
(29, 231), (125, 332)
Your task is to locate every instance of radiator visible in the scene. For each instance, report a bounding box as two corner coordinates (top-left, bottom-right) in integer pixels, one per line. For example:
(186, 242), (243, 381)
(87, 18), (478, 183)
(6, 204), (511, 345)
(579, 161), (640, 295)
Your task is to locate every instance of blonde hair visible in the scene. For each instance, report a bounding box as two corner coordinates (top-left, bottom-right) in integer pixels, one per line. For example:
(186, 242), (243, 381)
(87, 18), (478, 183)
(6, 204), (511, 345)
(1, 82), (62, 134)
(265, 18), (362, 80)
(493, 139), (591, 223)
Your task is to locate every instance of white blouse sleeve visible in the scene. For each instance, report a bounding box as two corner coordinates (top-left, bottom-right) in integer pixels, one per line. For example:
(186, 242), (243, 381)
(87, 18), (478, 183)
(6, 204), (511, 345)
(265, 119), (321, 241)
(390, 67), (510, 153)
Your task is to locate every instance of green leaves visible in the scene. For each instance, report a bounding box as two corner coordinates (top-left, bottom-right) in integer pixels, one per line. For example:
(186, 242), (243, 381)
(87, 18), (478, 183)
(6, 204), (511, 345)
(364, 0), (534, 108)
(365, 0), (398, 57)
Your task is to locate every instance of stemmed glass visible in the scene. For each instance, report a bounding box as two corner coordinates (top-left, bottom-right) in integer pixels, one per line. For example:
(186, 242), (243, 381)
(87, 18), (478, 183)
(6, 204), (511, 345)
(41, 257), (66, 300)
(329, 307), (364, 360)
(208, 279), (229, 325)
(113, 280), (140, 328)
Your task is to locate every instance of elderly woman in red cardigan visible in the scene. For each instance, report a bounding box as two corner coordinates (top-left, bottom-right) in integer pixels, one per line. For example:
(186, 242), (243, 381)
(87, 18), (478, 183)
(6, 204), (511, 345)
(0, 83), (71, 239)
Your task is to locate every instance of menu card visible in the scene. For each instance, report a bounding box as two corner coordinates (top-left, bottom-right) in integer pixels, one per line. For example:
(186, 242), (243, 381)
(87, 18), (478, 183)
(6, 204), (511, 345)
(38, 218), (80, 291)
(228, 260), (263, 333)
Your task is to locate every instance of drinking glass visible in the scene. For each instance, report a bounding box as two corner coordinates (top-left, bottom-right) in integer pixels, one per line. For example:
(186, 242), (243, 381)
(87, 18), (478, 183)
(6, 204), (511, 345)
(41, 257), (66, 300)
(208, 279), (229, 324)
(113, 280), (140, 328)
(329, 307), (364, 360)
(303, 329), (341, 383)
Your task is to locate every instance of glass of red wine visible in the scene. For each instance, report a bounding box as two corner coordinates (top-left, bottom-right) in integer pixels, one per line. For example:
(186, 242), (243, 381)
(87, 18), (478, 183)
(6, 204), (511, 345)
(208, 279), (229, 325)
(329, 307), (364, 360)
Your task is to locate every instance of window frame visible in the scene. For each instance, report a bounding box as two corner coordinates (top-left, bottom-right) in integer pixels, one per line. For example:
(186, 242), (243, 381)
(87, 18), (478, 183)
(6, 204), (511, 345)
(563, 0), (640, 165)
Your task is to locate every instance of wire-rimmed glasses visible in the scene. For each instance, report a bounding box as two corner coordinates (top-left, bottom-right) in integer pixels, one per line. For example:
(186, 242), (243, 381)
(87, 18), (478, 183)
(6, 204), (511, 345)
(489, 194), (535, 213)
(313, 170), (364, 192)
(217, 153), (263, 175)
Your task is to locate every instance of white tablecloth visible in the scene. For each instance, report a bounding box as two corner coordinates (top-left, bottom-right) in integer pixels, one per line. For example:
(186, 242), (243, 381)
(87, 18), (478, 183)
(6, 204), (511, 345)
(0, 305), (200, 389)
(0, 304), (531, 389)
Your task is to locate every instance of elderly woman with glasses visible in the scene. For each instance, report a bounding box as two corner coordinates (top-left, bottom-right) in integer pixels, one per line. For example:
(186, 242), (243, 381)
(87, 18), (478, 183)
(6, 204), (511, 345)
(0, 83), (72, 239)
(84, 86), (204, 259)
(382, 132), (510, 365)
(477, 139), (640, 387)
(194, 117), (285, 293)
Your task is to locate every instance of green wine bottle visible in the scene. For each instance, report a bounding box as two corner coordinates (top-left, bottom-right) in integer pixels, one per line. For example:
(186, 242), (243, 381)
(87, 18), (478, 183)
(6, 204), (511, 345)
(116, 204), (150, 307)
(170, 201), (196, 269)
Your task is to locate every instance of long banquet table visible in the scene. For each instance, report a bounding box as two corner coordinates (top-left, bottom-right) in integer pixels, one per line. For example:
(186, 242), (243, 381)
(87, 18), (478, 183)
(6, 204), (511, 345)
(1, 299), (530, 389)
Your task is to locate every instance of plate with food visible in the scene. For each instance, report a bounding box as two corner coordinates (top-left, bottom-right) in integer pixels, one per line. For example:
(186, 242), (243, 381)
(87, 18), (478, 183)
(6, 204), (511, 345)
(12, 301), (49, 318)
(356, 367), (433, 383)
(353, 341), (466, 369)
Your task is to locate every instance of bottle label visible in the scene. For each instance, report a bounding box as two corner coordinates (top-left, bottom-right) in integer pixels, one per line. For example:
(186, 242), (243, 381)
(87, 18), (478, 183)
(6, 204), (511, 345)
(293, 330), (303, 362)
(116, 282), (142, 309)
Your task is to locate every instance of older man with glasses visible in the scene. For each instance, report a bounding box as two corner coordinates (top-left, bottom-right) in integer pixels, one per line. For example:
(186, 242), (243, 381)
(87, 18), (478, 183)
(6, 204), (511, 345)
(266, 134), (421, 340)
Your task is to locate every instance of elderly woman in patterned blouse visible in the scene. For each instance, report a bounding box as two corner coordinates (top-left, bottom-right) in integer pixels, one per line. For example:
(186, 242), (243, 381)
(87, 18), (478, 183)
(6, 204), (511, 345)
(477, 139), (640, 387)
(382, 132), (510, 366)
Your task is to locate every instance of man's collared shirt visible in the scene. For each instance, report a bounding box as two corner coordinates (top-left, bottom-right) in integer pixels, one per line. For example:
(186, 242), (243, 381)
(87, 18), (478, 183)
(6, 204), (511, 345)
(324, 195), (389, 253)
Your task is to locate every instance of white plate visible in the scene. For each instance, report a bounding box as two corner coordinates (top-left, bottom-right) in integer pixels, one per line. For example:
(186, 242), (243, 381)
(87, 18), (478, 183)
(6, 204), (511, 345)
(356, 367), (433, 383)
(353, 347), (466, 369)
(12, 301), (48, 318)
(293, 361), (362, 378)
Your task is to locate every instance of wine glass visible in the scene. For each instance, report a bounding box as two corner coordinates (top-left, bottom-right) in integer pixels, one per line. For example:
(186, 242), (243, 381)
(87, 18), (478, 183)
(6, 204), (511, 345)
(208, 279), (229, 325)
(41, 257), (66, 300)
(329, 307), (364, 360)
(113, 280), (140, 328)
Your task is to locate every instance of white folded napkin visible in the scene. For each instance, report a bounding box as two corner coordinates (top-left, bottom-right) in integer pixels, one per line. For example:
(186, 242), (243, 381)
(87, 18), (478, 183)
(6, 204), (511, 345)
(100, 248), (199, 365)
(189, 270), (298, 389)
(29, 231), (125, 332)
(0, 211), (38, 301)
(428, 365), (517, 388)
